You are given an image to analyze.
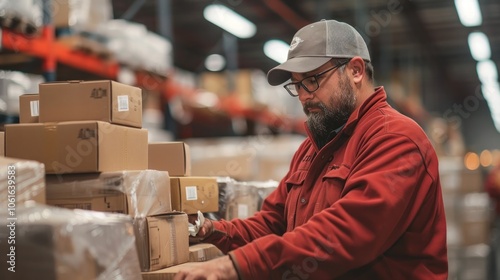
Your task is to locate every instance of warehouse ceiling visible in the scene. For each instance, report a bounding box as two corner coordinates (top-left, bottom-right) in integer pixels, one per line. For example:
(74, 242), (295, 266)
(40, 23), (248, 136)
(113, 0), (500, 150)
(112, 0), (499, 103)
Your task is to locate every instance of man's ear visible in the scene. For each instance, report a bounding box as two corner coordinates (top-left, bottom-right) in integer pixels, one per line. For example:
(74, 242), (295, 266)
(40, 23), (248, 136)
(348, 56), (365, 84)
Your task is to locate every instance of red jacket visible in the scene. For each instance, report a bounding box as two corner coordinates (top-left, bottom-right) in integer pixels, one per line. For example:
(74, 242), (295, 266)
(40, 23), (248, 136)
(206, 87), (448, 279)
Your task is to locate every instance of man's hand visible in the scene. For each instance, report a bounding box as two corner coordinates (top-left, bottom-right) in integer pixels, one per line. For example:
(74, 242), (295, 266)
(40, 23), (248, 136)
(188, 214), (214, 239)
(173, 255), (239, 280)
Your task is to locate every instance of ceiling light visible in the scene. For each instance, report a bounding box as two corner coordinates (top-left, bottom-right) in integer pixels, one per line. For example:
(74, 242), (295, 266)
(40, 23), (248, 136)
(203, 4), (256, 39)
(477, 61), (500, 133)
(454, 0), (482, 27)
(468, 32), (491, 61)
(481, 82), (500, 132)
(205, 54), (226, 71)
(477, 60), (498, 85)
(264, 40), (289, 63)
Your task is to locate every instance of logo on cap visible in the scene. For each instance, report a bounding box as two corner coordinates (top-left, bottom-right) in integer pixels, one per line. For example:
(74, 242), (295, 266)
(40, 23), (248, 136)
(289, 37), (304, 51)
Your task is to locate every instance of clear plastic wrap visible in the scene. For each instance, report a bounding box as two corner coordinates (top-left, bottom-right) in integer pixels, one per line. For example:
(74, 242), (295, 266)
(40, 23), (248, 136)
(204, 177), (236, 221)
(45, 170), (172, 218)
(225, 181), (259, 220)
(248, 180), (279, 210)
(205, 178), (279, 221)
(45, 170), (183, 272)
(0, 202), (142, 280)
(0, 157), (45, 205)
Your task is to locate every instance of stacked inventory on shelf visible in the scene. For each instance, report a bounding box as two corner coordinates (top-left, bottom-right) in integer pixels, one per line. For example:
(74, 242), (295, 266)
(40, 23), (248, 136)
(440, 156), (492, 280)
(210, 177), (278, 221)
(0, 0), (308, 136)
(0, 157), (143, 279)
(186, 135), (305, 182)
(0, 203), (144, 280)
(0, 79), (224, 278)
(5, 80), (147, 173)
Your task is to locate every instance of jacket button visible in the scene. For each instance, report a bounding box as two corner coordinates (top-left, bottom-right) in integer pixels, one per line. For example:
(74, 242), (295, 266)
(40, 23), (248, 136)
(300, 198), (306, 204)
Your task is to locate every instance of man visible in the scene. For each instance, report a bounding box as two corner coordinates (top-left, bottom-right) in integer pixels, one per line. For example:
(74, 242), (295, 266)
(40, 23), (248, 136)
(175, 19), (448, 280)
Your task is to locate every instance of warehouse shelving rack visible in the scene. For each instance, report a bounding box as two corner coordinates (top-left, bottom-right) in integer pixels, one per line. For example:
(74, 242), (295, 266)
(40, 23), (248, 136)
(0, 0), (306, 136)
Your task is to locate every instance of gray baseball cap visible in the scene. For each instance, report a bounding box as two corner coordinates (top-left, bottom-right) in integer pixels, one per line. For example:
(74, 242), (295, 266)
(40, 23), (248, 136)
(267, 19), (371, 86)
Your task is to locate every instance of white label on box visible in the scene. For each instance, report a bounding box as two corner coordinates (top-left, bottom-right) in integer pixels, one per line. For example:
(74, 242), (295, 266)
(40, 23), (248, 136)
(238, 204), (249, 219)
(197, 250), (206, 261)
(186, 186), (198, 201)
(117, 95), (129, 111)
(30, 100), (39, 116)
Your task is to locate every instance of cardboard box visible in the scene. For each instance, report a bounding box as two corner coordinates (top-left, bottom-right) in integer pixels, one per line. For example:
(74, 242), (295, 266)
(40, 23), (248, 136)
(141, 262), (200, 280)
(199, 70), (254, 107)
(460, 220), (490, 246)
(52, 0), (113, 30)
(226, 182), (259, 220)
(39, 80), (142, 128)
(0, 157), (45, 205)
(46, 170), (172, 217)
(135, 212), (189, 272)
(5, 121), (148, 174)
(188, 243), (224, 262)
(440, 169), (485, 194)
(19, 94), (39, 123)
(0, 204), (142, 280)
(149, 142), (191, 176)
(170, 177), (219, 214)
(191, 154), (255, 181)
(439, 156), (485, 194)
(52, 0), (70, 27)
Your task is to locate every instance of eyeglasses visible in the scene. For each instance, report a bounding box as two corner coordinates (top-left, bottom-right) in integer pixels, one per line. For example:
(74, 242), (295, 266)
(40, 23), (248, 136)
(283, 60), (350, 97)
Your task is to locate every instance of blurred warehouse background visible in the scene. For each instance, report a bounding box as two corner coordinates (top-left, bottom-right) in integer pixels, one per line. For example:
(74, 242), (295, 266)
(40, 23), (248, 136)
(1, 1), (500, 279)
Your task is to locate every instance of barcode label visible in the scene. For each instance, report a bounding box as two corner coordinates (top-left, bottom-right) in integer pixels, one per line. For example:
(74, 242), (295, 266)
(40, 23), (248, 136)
(186, 186), (198, 201)
(117, 95), (129, 111)
(30, 100), (39, 116)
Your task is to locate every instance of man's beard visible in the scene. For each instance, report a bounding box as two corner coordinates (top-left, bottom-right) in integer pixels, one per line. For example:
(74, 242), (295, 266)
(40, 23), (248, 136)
(305, 73), (357, 148)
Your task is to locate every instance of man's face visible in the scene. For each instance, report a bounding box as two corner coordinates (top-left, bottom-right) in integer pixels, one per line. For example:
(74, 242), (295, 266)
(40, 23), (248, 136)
(305, 71), (356, 131)
(298, 65), (357, 146)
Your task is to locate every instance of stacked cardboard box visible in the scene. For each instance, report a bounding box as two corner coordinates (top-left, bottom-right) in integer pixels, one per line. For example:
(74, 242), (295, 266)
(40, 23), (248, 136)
(214, 179), (278, 221)
(7, 80), (148, 174)
(0, 203), (142, 280)
(144, 142), (225, 277)
(141, 244), (224, 279)
(141, 262), (199, 280)
(188, 243), (224, 262)
(186, 135), (304, 182)
(4, 80), (192, 274)
(439, 156), (492, 280)
(4, 80), (234, 277)
(148, 142), (219, 215)
(45, 170), (189, 272)
(18, 94), (39, 123)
